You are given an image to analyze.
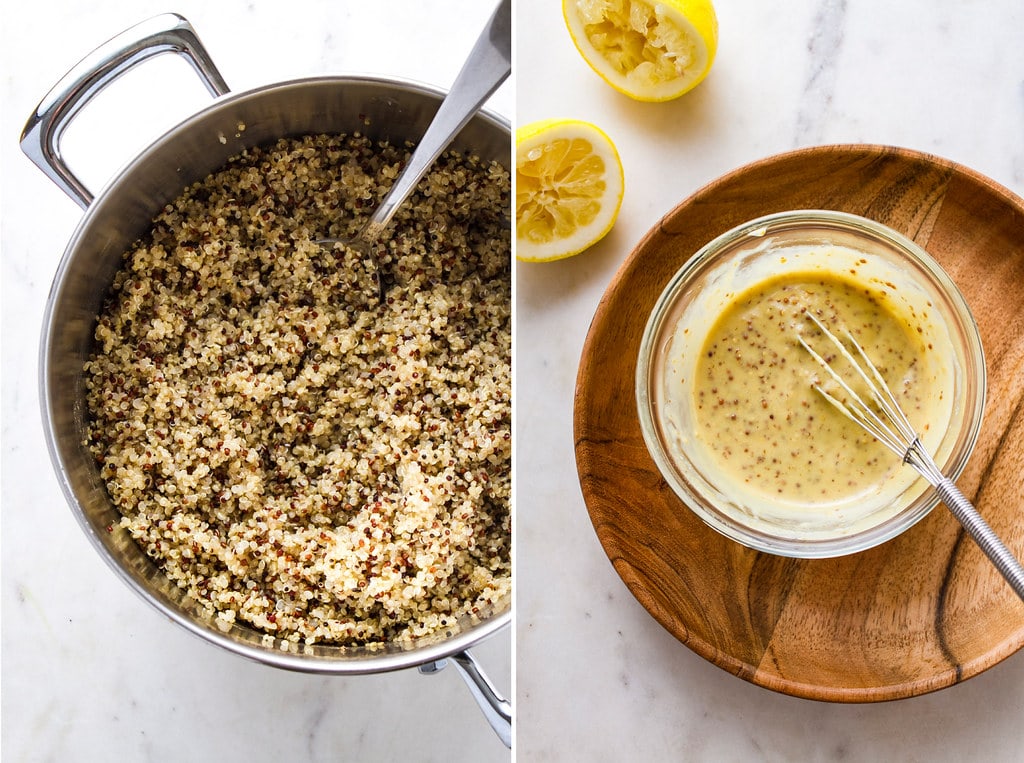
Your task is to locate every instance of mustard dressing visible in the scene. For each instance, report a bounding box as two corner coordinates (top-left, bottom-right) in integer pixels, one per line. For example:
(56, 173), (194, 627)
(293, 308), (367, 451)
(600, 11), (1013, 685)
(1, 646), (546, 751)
(692, 271), (943, 506)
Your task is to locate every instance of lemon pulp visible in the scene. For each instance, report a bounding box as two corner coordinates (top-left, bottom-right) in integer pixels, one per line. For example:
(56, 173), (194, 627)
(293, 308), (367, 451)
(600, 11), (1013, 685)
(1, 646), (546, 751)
(563, 0), (719, 101)
(515, 119), (624, 262)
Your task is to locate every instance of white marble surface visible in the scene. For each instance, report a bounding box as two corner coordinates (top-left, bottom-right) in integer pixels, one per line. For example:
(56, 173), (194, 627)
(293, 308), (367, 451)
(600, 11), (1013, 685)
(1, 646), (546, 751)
(1, 2), (510, 761)
(515, 0), (1024, 760)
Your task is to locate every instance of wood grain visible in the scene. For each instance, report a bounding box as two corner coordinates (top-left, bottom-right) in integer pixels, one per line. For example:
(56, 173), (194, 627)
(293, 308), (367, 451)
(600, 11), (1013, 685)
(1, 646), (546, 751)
(573, 145), (1024, 701)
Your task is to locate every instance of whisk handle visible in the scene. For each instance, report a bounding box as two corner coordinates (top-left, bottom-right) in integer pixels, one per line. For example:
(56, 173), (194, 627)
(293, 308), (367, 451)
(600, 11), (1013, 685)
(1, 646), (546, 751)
(935, 478), (1024, 602)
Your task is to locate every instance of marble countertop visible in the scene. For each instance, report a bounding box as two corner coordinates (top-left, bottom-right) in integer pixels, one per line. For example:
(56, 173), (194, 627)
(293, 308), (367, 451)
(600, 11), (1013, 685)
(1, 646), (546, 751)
(1, 2), (510, 761)
(515, 0), (1024, 760)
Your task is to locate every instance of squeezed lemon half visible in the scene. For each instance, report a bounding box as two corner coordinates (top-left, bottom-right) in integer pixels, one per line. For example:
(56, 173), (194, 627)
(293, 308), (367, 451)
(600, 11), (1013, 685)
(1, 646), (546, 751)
(515, 118), (624, 262)
(563, 0), (719, 102)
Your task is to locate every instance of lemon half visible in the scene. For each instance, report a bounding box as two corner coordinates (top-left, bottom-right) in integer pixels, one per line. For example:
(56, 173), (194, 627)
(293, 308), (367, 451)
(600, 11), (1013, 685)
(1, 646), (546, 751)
(516, 119), (624, 262)
(563, 0), (719, 102)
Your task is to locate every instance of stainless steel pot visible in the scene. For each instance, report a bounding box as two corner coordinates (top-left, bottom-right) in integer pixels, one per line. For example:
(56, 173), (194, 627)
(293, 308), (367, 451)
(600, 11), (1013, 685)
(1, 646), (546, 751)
(22, 13), (511, 747)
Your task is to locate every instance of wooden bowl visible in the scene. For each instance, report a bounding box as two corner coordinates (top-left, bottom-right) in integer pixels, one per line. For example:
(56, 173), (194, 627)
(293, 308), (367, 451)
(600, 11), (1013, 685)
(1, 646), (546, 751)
(574, 144), (1024, 701)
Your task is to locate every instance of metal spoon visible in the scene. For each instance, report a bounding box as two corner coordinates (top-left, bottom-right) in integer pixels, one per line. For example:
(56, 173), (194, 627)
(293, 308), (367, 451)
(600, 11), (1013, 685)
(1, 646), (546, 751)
(319, 0), (511, 299)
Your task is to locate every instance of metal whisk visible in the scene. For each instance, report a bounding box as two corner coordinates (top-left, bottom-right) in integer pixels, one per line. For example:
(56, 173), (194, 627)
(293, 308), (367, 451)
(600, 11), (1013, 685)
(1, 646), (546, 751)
(798, 313), (1024, 601)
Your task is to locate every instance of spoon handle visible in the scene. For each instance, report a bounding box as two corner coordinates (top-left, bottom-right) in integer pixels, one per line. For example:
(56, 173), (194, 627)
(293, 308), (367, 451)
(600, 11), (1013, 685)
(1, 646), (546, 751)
(362, 0), (511, 241)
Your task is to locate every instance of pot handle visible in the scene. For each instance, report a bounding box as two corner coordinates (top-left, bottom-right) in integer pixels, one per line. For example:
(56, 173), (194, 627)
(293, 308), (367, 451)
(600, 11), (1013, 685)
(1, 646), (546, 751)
(20, 13), (229, 210)
(420, 649), (512, 748)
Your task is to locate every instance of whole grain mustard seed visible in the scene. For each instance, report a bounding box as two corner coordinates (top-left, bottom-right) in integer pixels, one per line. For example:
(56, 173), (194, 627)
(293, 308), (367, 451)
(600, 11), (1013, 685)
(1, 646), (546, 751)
(84, 133), (511, 647)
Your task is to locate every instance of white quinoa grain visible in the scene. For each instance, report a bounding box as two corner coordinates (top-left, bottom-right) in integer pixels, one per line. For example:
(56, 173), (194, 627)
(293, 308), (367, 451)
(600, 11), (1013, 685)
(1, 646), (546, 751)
(84, 133), (511, 647)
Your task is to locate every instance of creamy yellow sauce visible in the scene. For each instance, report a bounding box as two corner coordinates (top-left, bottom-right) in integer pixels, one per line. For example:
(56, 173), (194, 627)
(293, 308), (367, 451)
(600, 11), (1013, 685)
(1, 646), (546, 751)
(692, 271), (938, 505)
(653, 238), (959, 540)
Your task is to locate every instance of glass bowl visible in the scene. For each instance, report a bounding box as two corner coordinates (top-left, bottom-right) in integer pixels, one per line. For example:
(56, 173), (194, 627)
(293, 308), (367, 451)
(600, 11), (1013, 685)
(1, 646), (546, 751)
(636, 210), (987, 558)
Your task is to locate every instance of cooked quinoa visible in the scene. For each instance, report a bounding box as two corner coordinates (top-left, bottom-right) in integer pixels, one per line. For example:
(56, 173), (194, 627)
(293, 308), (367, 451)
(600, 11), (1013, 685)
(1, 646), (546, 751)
(84, 133), (511, 647)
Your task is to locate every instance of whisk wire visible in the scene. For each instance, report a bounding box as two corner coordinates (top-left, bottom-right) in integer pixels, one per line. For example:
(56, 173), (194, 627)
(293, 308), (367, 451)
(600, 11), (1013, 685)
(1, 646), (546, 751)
(798, 313), (910, 459)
